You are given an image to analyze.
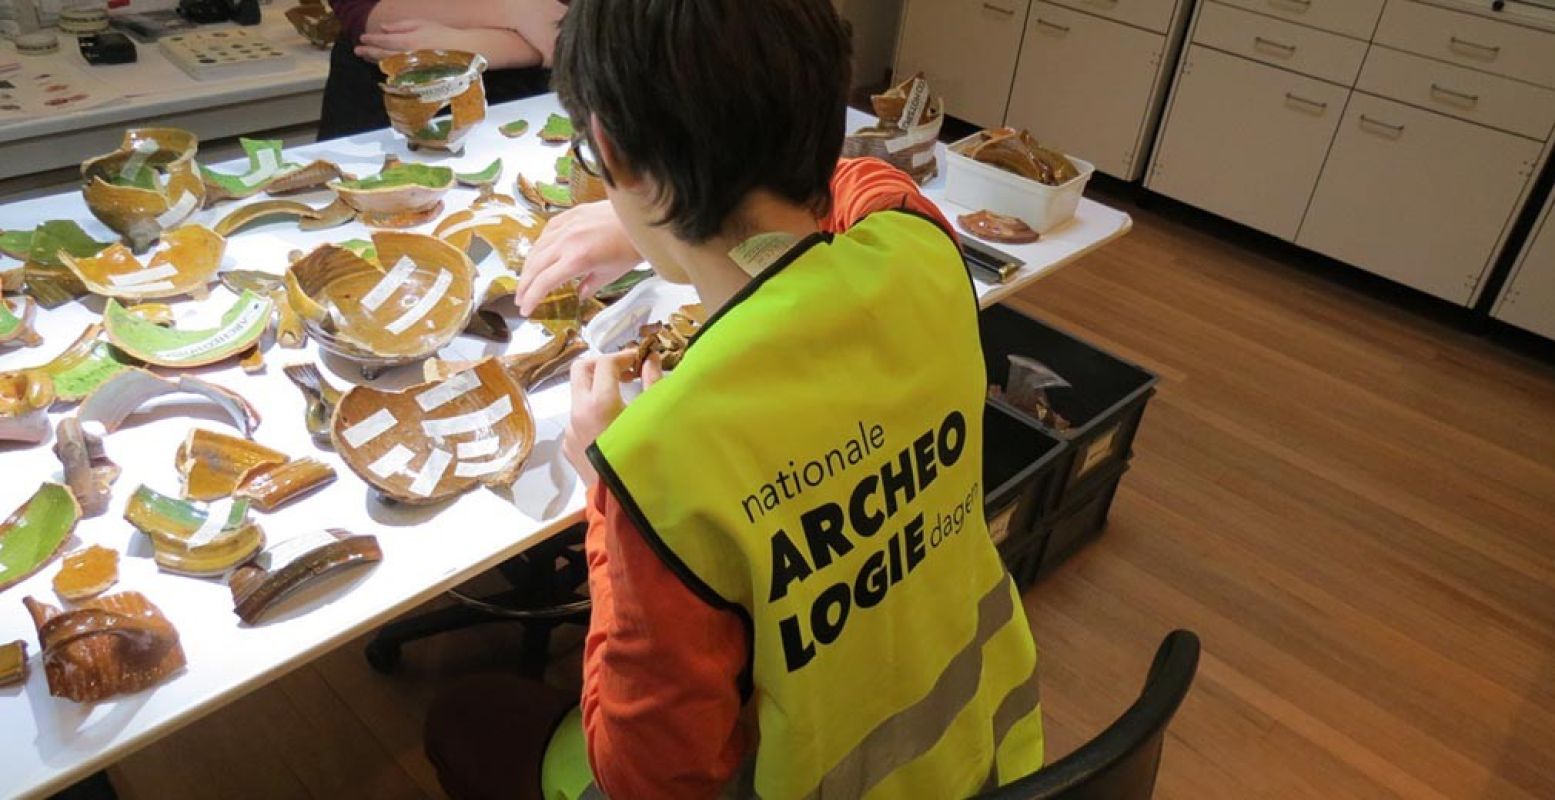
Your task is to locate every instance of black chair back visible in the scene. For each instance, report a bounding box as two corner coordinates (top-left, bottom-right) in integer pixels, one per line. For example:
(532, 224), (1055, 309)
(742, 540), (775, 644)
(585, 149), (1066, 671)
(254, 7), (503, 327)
(977, 630), (1200, 800)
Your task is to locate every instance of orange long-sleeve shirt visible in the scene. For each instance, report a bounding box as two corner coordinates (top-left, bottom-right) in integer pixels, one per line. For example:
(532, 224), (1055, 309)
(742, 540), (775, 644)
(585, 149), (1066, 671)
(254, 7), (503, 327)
(581, 158), (956, 799)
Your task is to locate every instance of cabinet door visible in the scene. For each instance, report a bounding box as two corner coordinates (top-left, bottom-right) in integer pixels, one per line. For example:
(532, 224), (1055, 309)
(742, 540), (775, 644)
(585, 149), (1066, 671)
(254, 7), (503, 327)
(1495, 195), (1555, 340)
(1006, 2), (1164, 179)
(895, 0), (1030, 127)
(1147, 45), (1348, 240)
(1298, 93), (1540, 306)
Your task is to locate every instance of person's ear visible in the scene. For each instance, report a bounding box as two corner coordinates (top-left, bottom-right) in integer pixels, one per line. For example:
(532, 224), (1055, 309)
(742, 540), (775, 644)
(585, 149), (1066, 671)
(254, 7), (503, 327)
(591, 115), (638, 189)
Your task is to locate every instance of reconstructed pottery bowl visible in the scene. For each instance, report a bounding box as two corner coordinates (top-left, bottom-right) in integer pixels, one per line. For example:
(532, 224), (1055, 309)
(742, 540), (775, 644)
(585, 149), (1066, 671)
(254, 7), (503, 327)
(379, 50), (488, 152)
(80, 129), (205, 253)
(285, 231), (476, 376)
(327, 158), (455, 228)
(60, 224), (225, 301)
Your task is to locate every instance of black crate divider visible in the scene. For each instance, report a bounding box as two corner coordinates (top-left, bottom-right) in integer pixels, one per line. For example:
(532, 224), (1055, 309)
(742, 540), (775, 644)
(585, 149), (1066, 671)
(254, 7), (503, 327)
(983, 398), (1068, 558)
(979, 304), (1158, 514)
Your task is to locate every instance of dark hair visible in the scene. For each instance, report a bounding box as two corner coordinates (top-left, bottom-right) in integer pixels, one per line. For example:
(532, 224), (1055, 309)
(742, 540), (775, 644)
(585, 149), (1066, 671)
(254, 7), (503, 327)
(553, 0), (853, 243)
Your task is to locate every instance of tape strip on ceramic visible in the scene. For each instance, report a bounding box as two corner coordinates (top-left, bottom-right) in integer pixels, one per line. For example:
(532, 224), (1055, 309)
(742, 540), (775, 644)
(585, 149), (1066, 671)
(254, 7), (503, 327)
(421, 395), (512, 438)
(455, 437), (500, 458)
(341, 408), (398, 448)
(438, 209), (536, 239)
(108, 264), (180, 287)
(359, 256), (418, 312)
(236, 148), (283, 189)
(187, 498), (237, 547)
(408, 448), (453, 496)
(258, 529), (343, 573)
(368, 444), (416, 478)
(415, 370), (481, 412)
(385, 269), (453, 335)
(155, 192), (199, 229)
(120, 139), (158, 181)
(453, 444), (521, 478)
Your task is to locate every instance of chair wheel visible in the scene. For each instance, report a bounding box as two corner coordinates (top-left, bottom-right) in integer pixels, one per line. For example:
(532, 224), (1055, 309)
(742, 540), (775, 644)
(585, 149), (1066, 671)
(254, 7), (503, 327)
(365, 640), (402, 674)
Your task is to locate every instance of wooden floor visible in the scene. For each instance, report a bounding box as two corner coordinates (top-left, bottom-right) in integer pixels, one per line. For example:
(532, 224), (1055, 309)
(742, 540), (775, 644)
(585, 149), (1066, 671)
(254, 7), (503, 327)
(110, 194), (1555, 800)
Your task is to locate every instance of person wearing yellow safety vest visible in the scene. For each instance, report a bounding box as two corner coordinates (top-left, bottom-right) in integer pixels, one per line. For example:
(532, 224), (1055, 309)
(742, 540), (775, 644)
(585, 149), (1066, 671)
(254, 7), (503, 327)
(426, 1), (1047, 798)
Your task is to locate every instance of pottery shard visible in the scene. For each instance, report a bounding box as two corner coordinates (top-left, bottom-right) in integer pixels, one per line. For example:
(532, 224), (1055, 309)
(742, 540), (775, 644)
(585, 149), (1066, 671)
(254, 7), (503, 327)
(24, 591), (186, 703)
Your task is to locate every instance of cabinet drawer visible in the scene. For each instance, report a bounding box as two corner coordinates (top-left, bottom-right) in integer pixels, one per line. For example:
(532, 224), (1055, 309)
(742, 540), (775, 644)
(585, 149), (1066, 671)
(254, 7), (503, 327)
(1148, 45), (1348, 240)
(1359, 46), (1555, 141)
(1044, 0), (1179, 33)
(1298, 93), (1541, 305)
(1193, 1), (1367, 86)
(895, 0), (1031, 127)
(1213, 0), (1383, 40)
(1374, 0), (1555, 90)
(1009, 2), (1167, 178)
(1494, 194), (1555, 340)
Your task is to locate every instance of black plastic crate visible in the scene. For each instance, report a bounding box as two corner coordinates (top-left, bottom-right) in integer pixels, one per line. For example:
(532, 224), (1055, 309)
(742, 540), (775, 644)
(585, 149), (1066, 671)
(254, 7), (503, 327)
(982, 397), (1067, 556)
(979, 304), (1157, 512)
(1034, 460), (1129, 580)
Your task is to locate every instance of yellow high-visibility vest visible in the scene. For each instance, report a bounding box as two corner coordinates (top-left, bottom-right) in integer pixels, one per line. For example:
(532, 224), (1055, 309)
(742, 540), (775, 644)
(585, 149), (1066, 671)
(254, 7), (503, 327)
(590, 210), (1044, 799)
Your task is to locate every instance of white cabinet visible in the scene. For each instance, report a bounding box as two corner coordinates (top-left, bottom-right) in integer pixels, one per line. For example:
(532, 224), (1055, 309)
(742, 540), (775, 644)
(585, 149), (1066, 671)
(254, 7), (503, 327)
(894, 0), (1032, 128)
(1298, 93), (1541, 305)
(1147, 45), (1347, 240)
(1494, 191), (1555, 340)
(1005, 2), (1167, 179)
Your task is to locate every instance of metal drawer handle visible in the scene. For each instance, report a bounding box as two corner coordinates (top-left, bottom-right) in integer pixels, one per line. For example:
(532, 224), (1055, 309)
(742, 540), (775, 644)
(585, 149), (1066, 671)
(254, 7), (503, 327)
(982, 2), (1016, 16)
(1360, 114), (1406, 135)
(1036, 18), (1071, 33)
(1255, 36), (1298, 54)
(1449, 35), (1501, 57)
(1430, 83), (1480, 105)
(1084, 0), (1118, 5)
(1284, 92), (1328, 111)
(1271, 0), (1312, 9)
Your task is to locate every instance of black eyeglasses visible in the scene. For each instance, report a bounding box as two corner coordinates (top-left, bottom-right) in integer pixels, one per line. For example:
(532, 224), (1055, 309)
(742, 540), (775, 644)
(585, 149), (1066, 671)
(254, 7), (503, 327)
(569, 134), (606, 180)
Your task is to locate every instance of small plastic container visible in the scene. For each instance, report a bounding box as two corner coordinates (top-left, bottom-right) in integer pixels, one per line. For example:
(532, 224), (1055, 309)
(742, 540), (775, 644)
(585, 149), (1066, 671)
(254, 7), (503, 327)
(945, 134), (1094, 234)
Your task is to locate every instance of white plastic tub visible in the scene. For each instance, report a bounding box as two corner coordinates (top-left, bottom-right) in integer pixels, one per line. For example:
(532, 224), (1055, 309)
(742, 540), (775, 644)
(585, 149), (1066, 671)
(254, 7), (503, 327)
(945, 134), (1094, 235)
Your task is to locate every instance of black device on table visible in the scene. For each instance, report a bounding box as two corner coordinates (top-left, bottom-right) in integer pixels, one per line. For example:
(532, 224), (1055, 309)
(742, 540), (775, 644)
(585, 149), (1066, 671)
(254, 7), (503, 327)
(177, 0), (261, 25)
(79, 33), (139, 65)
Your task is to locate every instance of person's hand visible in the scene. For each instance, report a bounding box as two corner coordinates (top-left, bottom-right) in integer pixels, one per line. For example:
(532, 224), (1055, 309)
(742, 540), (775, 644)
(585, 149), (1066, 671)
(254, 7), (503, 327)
(517, 201), (642, 316)
(561, 351), (664, 485)
(356, 20), (473, 62)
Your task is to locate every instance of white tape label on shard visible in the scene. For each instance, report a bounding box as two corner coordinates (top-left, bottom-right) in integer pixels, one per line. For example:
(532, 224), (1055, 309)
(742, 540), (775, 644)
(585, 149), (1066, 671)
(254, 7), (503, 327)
(422, 394), (513, 438)
(385, 269), (453, 335)
(236, 147), (282, 188)
(438, 209), (536, 240)
(156, 191), (198, 229)
(257, 529), (341, 573)
(341, 408), (398, 448)
(408, 448), (453, 496)
(119, 139), (158, 180)
(453, 444), (521, 478)
(188, 498), (239, 547)
(360, 256), (418, 312)
(415, 369), (481, 412)
(455, 437), (500, 458)
(152, 296), (269, 363)
(108, 264), (180, 287)
(368, 444), (416, 478)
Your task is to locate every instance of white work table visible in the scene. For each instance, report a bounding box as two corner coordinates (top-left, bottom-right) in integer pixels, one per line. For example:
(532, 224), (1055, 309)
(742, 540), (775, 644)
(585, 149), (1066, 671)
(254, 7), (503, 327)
(0, 94), (1129, 799)
(0, 13), (328, 180)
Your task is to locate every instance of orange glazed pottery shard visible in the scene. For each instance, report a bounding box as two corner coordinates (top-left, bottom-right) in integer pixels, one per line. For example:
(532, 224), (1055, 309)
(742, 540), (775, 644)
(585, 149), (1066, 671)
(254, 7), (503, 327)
(332, 358), (536, 504)
(229, 529), (381, 624)
(379, 50), (488, 152)
(24, 592), (186, 703)
(175, 429), (288, 502)
(0, 639), (27, 686)
(53, 545), (120, 601)
(60, 225), (224, 300)
(234, 458), (336, 511)
(80, 128), (205, 253)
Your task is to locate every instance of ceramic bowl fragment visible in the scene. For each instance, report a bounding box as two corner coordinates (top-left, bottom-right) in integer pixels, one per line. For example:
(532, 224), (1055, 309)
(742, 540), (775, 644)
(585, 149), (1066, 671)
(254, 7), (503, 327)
(16, 221), (112, 307)
(78, 368), (261, 437)
(61, 224), (224, 300)
(234, 458), (336, 511)
(0, 295), (42, 347)
(379, 50), (488, 152)
(25, 324), (132, 403)
(285, 231), (476, 372)
(53, 416), (119, 517)
(0, 483), (82, 592)
(433, 199), (544, 271)
(454, 158), (502, 187)
(423, 328), (585, 389)
(281, 362), (341, 447)
(201, 137), (345, 203)
(228, 529), (381, 624)
(80, 128), (205, 253)
(220, 270), (307, 348)
(332, 358), (536, 504)
(0, 369), (54, 444)
(124, 486), (265, 577)
(285, 0), (340, 49)
(328, 158), (455, 228)
(23, 591), (186, 703)
(176, 428), (288, 502)
(53, 545), (119, 601)
(103, 290), (272, 368)
(538, 113), (574, 144)
(498, 119), (529, 138)
(214, 199), (350, 237)
(0, 640), (26, 687)
(516, 175), (575, 214)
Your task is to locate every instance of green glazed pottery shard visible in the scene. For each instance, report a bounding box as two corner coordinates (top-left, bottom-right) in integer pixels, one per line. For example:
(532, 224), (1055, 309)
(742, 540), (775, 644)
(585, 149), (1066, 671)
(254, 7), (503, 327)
(123, 485), (264, 577)
(112, 165), (160, 191)
(338, 239), (377, 262)
(413, 119), (454, 142)
(28, 221), (112, 268)
(0, 483), (82, 592)
(0, 230), (34, 260)
(456, 158), (503, 187)
(537, 182), (573, 208)
(104, 290), (273, 368)
(498, 119), (529, 139)
(200, 138), (297, 200)
(538, 114), (574, 143)
(0, 297), (41, 347)
(335, 162), (455, 192)
(42, 325), (133, 402)
(553, 155), (574, 183)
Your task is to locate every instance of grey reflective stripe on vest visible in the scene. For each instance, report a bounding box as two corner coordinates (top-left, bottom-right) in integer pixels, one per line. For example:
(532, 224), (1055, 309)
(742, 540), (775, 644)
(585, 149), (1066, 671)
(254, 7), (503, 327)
(801, 575), (1020, 800)
(981, 659), (1043, 791)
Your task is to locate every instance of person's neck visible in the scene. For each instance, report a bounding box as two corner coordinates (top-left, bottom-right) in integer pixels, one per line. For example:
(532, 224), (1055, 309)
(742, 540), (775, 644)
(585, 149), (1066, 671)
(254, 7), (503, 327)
(662, 192), (822, 313)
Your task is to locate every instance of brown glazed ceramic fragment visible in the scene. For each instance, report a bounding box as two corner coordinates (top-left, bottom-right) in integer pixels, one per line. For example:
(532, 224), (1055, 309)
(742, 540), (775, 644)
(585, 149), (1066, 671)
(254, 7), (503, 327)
(123, 486), (265, 577)
(213, 199), (348, 237)
(53, 416), (119, 517)
(80, 129), (205, 253)
(422, 328), (585, 389)
(0, 295), (42, 348)
(176, 429), (288, 502)
(433, 194), (545, 271)
(285, 0), (340, 49)
(957, 128), (1080, 187)
(234, 458), (337, 511)
(378, 50), (488, 152)
(53, 545), (119, 601)
(24, 592), (186, 703)
(281, 362), (341, 447)
(285, 231), (476, 373)
(228, 529), (381, 624)
(957, 210), (1041, 245)
(332, 358), (536, 504)
(0, 639), (26, 687)
(0, 368), (54, 444)
(60, 225), (224, 300)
